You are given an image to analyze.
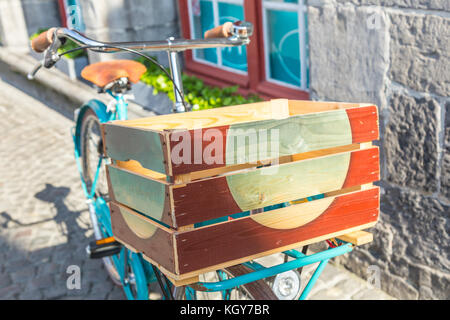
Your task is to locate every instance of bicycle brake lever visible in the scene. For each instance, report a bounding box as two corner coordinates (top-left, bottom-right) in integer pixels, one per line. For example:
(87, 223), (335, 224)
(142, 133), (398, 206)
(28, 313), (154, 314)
(28, 51), (61, 80)
(28, 31), (62, 80)
(27, 61), (43, 80)
(43, 28), (63, 68)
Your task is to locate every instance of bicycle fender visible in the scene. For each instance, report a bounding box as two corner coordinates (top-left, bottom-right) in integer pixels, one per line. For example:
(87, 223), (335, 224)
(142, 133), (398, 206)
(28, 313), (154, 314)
(74, 99), (112, 153)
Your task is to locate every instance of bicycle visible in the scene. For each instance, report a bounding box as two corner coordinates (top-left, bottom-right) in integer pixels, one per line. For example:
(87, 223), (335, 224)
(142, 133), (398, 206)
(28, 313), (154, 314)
(28, 21), (364, 300)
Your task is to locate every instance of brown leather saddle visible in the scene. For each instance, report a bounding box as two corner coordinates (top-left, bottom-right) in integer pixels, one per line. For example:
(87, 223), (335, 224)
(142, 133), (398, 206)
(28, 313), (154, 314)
(81, 59), (147, 89)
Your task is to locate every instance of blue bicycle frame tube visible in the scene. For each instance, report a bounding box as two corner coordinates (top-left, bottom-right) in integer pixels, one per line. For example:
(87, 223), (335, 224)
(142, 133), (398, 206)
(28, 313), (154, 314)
(283, 249), (307, 259)
(107, 90), (128, 120)
(189, 243), (353, 293)
(299, 259), (329, 300)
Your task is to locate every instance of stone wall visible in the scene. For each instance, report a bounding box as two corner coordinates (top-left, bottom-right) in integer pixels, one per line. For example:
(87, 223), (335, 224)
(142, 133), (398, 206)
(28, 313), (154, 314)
(20, 0), (61, 36)
(78, 0), (180, 65)
(307, 0), (449, 299)
(0, 0), (30, 53)
(0, 0), (181, 65)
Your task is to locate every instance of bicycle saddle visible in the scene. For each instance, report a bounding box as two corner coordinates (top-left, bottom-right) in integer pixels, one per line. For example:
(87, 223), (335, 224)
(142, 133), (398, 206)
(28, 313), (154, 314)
(81, 60), (146, 88)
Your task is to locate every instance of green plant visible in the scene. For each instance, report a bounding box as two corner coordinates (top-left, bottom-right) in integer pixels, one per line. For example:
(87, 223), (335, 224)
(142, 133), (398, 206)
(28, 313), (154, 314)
(136, 56), (262, 110)
(30, 28), (87, 59)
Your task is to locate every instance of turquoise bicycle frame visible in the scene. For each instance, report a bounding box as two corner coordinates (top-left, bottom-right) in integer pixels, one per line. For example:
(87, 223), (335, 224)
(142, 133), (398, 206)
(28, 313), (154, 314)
(72, 93), (355, 301)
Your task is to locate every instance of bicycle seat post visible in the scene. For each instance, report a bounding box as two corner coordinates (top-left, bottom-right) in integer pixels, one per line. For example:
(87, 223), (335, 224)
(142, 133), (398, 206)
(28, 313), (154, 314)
(167, 37), (186, 113)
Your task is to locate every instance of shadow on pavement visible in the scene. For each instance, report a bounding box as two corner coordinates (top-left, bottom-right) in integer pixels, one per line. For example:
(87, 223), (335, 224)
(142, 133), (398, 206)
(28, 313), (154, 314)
(34, 183), (88, 240)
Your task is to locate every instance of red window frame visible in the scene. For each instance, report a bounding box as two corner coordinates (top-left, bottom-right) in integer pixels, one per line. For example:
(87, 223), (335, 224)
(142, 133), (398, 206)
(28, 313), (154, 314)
(178, 0), (309, 100)
(57, 0), (68, 27)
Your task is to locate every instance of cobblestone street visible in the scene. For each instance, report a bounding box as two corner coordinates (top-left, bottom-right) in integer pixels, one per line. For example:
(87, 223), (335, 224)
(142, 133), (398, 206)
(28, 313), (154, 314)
(0, 78), (394, 300)
(0, 79), (128, 299)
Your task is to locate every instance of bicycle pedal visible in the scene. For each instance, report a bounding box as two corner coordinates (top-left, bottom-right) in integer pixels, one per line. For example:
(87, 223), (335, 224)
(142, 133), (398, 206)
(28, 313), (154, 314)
(86, 236), (122, 259)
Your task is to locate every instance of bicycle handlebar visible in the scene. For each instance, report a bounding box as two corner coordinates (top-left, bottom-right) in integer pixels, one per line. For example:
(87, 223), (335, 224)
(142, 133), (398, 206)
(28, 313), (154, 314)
(28, 21), (253, 112)
(30, 21), (253, 54)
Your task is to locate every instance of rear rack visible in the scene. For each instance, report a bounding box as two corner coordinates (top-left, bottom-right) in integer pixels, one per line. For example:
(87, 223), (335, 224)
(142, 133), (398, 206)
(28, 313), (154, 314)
(187, 242), (354, 300)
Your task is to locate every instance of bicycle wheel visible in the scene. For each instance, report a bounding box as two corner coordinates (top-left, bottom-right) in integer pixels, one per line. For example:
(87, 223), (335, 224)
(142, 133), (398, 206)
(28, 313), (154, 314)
(79, 108), (151, 299)
(79, 108), (109, 198)
(79, 108), (121, 285)
(173, 264), (278, 300)
(118, 249), (149, 300)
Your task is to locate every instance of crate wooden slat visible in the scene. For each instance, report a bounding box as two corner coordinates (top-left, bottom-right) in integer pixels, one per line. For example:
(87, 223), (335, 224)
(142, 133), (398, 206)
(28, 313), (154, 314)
(103, 99), (378, 178)
(110, 186), (379, 280)
(337, 230), (374, 246)
(106, 146), (379, 227)
(102, 99), (380, 281)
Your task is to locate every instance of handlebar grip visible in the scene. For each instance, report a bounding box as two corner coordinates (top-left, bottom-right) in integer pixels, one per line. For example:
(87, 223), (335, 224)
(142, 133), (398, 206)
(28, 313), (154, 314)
(31, 28), (56, 53)
(204, 22), (233, 39)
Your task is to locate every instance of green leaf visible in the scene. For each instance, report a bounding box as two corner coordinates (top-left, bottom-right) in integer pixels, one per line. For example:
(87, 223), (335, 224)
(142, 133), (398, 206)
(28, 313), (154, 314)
(133, 56), (261, 110)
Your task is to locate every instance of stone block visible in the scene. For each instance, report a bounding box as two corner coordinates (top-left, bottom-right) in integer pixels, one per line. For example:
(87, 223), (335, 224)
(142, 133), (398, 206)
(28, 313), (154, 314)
(79, 0), (120, 30)
(309, 278), (365, 300)
(107, 287), (126, 300)
(308, 4), (388, 110)
(19, 288), (43, 300)
(0, 274), (12, 289)
(430, 270), (450, 300)
(134, 23), (180, 42)
(352, 287), (395, 300)
(380, 185), (449, 299)
(21, 0), (60, 36)
(381, 186), (449, 271)
(379, 272), (419, 299)
(126, 0), (178, 28)
(131, 81), (173, 115)
(10, 265), (36, 284)
(384, 91), (440, 193)
(441, 101), (450, 200)
(84, 21), (178, 63)
(29, 274), (54, 290)
(0, 0), (30, 52)
(335, 0), (450, 12)
(0, 284), (21, 299)
(79, 0), (178, 31)
(389, 12), (450, 97)
(335, 183), (449, 299)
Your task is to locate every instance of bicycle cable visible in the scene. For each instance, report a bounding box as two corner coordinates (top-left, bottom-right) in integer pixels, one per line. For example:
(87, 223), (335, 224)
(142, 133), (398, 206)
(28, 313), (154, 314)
(58, 44), (189, 111)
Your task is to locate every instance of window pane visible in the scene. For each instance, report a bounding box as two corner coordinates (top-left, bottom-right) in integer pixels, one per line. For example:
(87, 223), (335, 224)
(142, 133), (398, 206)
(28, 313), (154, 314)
(218, 2), (247, 72)
(266, 9), (301, 87)
(192, 0), (217, 64)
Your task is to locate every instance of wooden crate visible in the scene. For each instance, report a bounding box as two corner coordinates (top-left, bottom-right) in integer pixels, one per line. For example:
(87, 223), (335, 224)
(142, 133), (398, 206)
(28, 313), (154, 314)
(102, 99), (380, 282)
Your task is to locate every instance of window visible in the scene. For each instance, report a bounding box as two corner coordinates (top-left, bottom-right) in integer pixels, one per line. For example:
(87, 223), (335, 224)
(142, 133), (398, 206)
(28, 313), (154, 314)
(189, 0), (248, 73)
(262, 0), (308, 89)
(179, 0), (310, 99)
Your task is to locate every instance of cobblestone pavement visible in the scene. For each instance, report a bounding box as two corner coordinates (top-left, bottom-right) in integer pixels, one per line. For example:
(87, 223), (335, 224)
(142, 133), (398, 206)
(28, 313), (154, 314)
(0, 79), (394, 300)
